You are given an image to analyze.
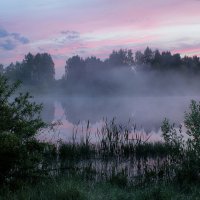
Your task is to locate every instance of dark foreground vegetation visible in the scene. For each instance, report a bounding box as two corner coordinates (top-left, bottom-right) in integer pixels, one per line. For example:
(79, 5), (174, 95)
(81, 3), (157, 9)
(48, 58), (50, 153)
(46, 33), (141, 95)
(1, 176), (200, 200)
(0, 74), (200, 199)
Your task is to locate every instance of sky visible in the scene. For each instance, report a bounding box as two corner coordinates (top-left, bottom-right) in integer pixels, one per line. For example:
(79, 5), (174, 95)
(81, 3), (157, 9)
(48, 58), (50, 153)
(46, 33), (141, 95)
(1, 0), (200, 78)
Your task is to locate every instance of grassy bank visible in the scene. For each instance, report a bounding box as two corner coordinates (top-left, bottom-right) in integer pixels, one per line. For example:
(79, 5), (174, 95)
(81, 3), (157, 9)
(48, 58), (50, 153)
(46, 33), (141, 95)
(1, 175), (200, 200)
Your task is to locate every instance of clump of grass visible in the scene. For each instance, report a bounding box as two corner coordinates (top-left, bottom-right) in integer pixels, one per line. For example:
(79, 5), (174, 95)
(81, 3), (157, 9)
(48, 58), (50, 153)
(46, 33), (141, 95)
(58, 119), (170, 160)
(134, 142), (171, 158)
(43, 101), (200, 188)
(54, 119), (180, 187)
(1, 175), (200, 200)
(109, 171), (128, 188)
(59, 142), (95, 160)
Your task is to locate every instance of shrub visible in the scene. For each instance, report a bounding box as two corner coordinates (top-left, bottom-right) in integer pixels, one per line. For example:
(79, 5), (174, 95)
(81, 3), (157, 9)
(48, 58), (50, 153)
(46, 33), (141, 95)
(161, 100), (200, 184)
(0, 75), (49, 185)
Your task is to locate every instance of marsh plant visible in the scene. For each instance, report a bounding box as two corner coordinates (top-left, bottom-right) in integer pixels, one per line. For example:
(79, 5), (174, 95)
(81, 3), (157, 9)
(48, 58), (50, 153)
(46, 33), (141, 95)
(57, 100), (200, 186)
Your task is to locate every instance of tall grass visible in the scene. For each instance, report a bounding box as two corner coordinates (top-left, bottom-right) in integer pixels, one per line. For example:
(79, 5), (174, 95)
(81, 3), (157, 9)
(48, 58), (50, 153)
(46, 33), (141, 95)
(54, 119), (176, 188)
(1, 100), (200, 198)
(59, 119), (170, 159)
(55, 105), (200, 187)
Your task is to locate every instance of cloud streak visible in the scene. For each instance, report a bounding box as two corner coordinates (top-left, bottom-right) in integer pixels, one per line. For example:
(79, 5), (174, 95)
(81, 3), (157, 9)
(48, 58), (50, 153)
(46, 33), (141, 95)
(56, 30), (81, 44)
(0, 27), (29, 51)
(11, 33), (29, 44)
(0, 28), (9, 38)
(0, 39), (16, 50)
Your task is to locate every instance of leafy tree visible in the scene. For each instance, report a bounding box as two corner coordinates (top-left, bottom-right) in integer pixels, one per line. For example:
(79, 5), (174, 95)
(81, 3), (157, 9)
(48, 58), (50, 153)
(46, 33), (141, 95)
(135, 50), (144, 65)
(184, 100), (200, 155)
(0, 75), (50, 185)
(143, 47), (154, 64)
(85, 56), (103, 73)
(0, 64), (3, 74)
(32, 53), (55, 84)
(4, 62), (21, 81)
(65, 55), (86, 81)
(4, 53), (55, 87)
(161, 100), (200, 183)
(106, 49), (134, 67)
(151, 50), (162, 70)
(64, 55), (86, 94)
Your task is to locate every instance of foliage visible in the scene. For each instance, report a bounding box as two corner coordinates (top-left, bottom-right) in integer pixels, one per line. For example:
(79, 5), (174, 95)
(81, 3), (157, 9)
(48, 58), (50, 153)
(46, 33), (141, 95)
(161, 100), (200, 184)
(1, 48), (200, 95)
(4, 53), (55, 87)
(1, 175), (200, 200)
(161, 119), (184, 152)
(0, 64), (3, 74)
(184, 100), (200, 155)
(1, 72), (200, 191)
(0, 75), (50, 185)
(62, 48), (200, 95)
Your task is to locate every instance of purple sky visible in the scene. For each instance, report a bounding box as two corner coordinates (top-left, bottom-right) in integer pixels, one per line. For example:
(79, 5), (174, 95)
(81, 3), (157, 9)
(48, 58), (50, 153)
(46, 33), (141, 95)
(1, 0), (200, 78)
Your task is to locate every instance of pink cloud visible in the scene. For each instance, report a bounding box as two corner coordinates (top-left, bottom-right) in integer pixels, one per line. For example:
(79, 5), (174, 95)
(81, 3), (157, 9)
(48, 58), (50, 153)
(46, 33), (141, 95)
(172, 47), (200, 57)
(1, 0), (200, 78)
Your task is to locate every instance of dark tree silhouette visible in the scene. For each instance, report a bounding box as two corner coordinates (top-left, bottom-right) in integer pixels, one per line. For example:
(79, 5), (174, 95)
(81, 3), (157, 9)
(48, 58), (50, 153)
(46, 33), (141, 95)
(2, 47), (200, 95)
(143, 47), (154, 64)
(105, 49), (134, 67)
(4, 53), (55, 87)
(0, 64), (3, 74)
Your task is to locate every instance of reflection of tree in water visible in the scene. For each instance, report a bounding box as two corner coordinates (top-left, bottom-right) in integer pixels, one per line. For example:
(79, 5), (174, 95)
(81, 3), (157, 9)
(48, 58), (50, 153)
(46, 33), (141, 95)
(60, 97), (173, 133)
(61, 97), (131, 125)
(35, 98), (55, 124)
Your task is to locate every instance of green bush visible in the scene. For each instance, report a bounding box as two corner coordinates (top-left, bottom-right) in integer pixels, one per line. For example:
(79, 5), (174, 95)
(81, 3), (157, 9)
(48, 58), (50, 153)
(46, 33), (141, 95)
(161, 100), (200, 184)
(184, 100), (200, 156)
(0, 75), (50, 186)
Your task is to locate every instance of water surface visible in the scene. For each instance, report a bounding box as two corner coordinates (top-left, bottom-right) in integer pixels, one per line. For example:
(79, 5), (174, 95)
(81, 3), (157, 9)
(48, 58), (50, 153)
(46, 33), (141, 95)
(36, 96), (200, 142)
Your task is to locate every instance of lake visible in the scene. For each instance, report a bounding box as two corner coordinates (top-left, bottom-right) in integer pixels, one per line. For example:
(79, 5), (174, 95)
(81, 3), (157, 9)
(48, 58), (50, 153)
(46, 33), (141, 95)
(35, 95), (200, 143)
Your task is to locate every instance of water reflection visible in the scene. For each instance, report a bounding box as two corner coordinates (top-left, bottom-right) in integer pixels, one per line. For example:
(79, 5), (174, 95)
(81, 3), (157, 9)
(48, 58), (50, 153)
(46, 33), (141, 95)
(37, 96), (200, 142)
(35, 97), (55, 124)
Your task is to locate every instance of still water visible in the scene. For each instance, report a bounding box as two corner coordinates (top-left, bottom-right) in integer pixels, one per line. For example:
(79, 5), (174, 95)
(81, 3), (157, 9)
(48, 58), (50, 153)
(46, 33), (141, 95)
(35, 96), (200, 143)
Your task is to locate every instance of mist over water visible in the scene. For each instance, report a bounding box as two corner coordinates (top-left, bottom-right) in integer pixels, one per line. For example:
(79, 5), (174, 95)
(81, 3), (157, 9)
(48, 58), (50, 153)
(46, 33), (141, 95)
(6, 49), (200, 142)
(36, 95), (200, 142)
(35, 67), (200, 142)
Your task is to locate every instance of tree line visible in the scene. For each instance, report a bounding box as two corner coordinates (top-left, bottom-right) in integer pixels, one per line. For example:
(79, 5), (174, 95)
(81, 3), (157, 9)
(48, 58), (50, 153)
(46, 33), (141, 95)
(1, 47), (200, 95)
(1, 53), (55, 88)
